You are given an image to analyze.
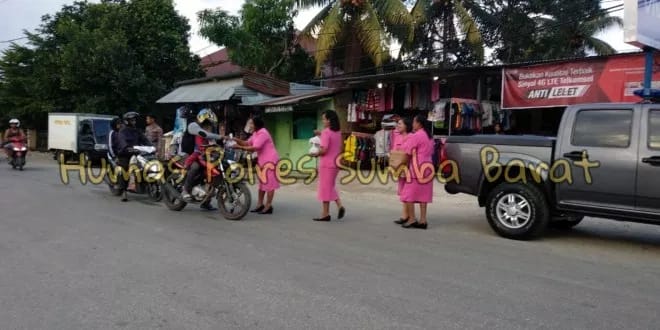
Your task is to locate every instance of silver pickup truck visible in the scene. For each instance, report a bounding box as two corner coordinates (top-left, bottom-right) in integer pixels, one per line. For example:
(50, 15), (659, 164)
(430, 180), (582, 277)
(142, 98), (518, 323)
(442, 102), (660, 240)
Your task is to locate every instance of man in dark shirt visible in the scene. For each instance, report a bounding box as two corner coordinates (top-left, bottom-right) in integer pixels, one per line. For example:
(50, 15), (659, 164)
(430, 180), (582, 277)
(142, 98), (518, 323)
(116, 112), (152, 197)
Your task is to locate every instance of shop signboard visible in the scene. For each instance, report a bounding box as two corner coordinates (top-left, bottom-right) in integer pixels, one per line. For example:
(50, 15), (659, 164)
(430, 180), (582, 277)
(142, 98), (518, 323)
(501, 52), (660, 109)
(624, 0), (660, 50)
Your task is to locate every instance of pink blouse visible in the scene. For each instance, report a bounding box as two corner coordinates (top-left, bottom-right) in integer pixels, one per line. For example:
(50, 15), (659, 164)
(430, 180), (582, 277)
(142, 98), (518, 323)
(248, 128), (279, 166)
(319, 128), (342, 168)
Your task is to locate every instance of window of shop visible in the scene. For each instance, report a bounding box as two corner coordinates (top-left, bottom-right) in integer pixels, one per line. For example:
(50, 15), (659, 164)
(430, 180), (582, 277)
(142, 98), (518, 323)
(292, 111), (317, 140)
(649, 110), (660, 149)
(571, 109), (633, 148)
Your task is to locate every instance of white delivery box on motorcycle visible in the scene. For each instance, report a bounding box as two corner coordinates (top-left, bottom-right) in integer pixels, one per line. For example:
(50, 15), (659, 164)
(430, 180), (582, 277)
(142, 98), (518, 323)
(48, 112), (116, 163)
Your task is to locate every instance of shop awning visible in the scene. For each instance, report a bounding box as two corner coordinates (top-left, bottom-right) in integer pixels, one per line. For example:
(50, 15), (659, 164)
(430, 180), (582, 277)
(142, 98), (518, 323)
(156, 78), (243, 103)
(250, 88), (337, 107)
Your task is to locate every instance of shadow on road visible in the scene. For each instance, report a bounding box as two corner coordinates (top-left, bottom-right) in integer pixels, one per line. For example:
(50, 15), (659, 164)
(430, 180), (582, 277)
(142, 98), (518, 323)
(543, 224), (660, 250)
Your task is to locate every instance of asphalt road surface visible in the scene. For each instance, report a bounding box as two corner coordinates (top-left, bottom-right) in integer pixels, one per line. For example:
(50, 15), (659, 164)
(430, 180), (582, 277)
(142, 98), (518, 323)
(1, 155), (659, 330)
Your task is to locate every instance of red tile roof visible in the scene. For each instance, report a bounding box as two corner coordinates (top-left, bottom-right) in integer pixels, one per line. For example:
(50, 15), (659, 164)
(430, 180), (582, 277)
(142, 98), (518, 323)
(200, 32), (318, 78)
(200, 48), (242, 77)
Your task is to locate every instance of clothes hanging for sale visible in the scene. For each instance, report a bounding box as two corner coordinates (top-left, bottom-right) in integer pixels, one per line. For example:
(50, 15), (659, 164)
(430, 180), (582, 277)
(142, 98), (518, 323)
(385, 86), (394, 111)
(431, 80), (440, 102)
(404, 83), (412, 109)
(343, 133), (375, 166)
(374, 129), (392, 157)
(481, 101), (493, 127)
(343, 134), (357, 162)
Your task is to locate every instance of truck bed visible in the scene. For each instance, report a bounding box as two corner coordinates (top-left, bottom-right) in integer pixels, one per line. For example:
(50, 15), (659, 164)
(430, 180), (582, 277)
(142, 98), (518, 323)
(445, 134), (556, 147)
(444, 134), (556, 196)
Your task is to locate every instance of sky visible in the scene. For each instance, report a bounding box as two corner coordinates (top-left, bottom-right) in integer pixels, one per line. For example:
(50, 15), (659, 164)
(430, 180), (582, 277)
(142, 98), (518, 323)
(0, 0), (639, 59)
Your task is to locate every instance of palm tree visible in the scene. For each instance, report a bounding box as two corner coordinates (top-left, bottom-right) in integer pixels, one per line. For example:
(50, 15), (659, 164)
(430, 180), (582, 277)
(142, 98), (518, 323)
(296, 0), (415, 76)
(533, 4), (623, 60)
(404, 0), (484, 67)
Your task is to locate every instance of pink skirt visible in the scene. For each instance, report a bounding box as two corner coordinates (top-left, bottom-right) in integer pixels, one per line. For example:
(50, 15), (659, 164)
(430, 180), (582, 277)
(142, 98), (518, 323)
(256, 162), (280, 192)
(399, 177), (434, 203)
(317, 166), (339, 202)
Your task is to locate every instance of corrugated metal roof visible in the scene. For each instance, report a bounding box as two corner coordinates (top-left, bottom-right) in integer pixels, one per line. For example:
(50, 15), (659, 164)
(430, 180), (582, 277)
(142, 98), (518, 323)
(157, 78), (243, 104)
(290, 83), (325, 95)
(250, 88), (338, 106)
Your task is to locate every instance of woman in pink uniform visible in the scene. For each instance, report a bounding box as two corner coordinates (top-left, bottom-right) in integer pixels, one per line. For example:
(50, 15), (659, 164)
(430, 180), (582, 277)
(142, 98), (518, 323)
(399, 115), (435, 229)
(310, 110), (345, 222)
(391, 116), (413, 225)
(233, 116), (280, 215)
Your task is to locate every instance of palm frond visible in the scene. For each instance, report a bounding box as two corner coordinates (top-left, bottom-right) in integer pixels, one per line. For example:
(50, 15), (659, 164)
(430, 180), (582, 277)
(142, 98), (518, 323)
(585, 36), (617, 55)
(314, 2), (343, 76)
(359, 1), (388, 69)
(373, 0), (415, 43)
(454, 1), (484, 63)
(301, 3), (334, 36)
(583, 15), (623, 35)
(410, 0), (432, 27)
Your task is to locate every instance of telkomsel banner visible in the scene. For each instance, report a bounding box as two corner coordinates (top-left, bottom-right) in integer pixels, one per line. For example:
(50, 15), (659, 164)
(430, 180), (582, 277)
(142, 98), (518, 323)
(501, 52), (660, 109)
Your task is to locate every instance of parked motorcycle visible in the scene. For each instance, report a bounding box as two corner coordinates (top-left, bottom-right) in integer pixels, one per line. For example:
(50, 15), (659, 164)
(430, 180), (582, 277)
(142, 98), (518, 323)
(161, 145), (251, 221)
(105, 146), (163, 202)
(7, 137), (27, 170)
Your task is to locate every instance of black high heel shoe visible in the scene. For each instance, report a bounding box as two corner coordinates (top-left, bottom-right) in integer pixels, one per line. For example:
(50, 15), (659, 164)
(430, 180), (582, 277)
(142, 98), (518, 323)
(259, 206), (273, 215)
(403, 221), (428, 230)
(394, 218), (408, 224)
(313, 215), (331, 222)
(250, 205), (264, 213)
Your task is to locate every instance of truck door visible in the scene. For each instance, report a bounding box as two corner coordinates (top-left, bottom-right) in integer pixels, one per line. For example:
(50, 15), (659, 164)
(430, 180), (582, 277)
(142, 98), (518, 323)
(556, 106), (639, 212)
(635, 106), (660, 218)
(78, 120), (95, 152)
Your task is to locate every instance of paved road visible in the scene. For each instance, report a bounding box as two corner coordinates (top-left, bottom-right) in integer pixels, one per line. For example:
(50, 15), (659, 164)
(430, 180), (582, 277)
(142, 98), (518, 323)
(1, 155), (660, 330)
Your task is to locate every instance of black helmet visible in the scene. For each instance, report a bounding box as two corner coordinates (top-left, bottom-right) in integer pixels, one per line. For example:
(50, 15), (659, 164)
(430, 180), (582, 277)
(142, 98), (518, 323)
(123, 111), (139, 126)
(123, 111), (139, 121)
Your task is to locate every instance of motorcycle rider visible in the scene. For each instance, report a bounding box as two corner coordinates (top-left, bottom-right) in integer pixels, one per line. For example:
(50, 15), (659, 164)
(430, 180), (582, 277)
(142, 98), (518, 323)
(180, 108), (222, 210)
(3, 119), (26, 161)
(116, 111), (152, 199)
(108, 117), (122, 160)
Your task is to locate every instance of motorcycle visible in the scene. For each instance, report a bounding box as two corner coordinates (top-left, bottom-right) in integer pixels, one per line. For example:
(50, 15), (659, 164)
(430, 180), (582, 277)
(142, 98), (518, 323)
(161, 144), (252, 221)
(7, 137), (27, 171)
(105, 145), (164, 202)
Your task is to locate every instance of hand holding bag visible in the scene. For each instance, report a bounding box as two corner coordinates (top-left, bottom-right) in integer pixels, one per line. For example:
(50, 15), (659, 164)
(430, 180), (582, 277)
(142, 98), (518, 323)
(389, 150), (409, 171)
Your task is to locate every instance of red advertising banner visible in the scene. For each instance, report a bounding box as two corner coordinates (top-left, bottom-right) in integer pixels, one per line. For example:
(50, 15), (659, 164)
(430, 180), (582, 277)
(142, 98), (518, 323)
(502, 53), (660, 109)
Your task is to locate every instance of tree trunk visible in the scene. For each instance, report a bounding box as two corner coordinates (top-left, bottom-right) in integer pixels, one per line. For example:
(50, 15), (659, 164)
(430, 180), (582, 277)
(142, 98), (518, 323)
(344, 22), (363, 74)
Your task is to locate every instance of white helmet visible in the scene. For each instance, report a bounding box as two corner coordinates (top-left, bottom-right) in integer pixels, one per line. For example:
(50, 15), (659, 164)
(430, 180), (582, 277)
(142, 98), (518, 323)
(9, 119), (19, 127)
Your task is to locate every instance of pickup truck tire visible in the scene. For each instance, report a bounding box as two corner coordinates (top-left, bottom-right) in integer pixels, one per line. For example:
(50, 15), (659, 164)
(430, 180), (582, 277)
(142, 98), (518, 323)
(485, 183), (550, 240)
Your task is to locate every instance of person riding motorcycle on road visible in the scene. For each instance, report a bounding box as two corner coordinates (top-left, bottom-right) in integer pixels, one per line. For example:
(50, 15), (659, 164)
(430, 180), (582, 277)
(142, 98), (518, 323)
(116, 112), (152, 195)
(3, 119), (26, 160)
(108, 117), (122, 160)
(180, 109), (222, 210)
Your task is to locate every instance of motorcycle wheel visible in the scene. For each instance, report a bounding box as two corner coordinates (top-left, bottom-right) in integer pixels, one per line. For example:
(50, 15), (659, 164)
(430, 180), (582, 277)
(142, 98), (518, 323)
(105, 172), (124, 196)
(148, 183), (163, 202)
(217, 182), (251, 221)
(162, 173), (187, 211)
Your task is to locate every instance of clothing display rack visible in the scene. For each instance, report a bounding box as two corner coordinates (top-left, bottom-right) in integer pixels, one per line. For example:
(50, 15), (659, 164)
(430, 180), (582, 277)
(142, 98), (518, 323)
(343, 131), (375, 169)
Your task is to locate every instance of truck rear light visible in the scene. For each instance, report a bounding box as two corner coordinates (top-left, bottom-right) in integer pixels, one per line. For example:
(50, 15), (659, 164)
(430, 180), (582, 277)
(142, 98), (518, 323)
(439, 143), (450, 175)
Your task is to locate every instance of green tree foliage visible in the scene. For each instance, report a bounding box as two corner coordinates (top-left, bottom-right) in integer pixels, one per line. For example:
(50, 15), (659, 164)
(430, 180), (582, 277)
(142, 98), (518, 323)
(0, 0), (202, 129)
(470, 0), (622, 64)
(532, 0), (623, 60)
(402, 0), (484, 68)
(198, 0), (315, 82)
(296, 0), (415, 76)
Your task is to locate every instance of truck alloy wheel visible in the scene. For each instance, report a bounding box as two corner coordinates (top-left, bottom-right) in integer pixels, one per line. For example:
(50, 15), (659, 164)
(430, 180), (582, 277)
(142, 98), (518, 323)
(485, 183), (550, 240)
